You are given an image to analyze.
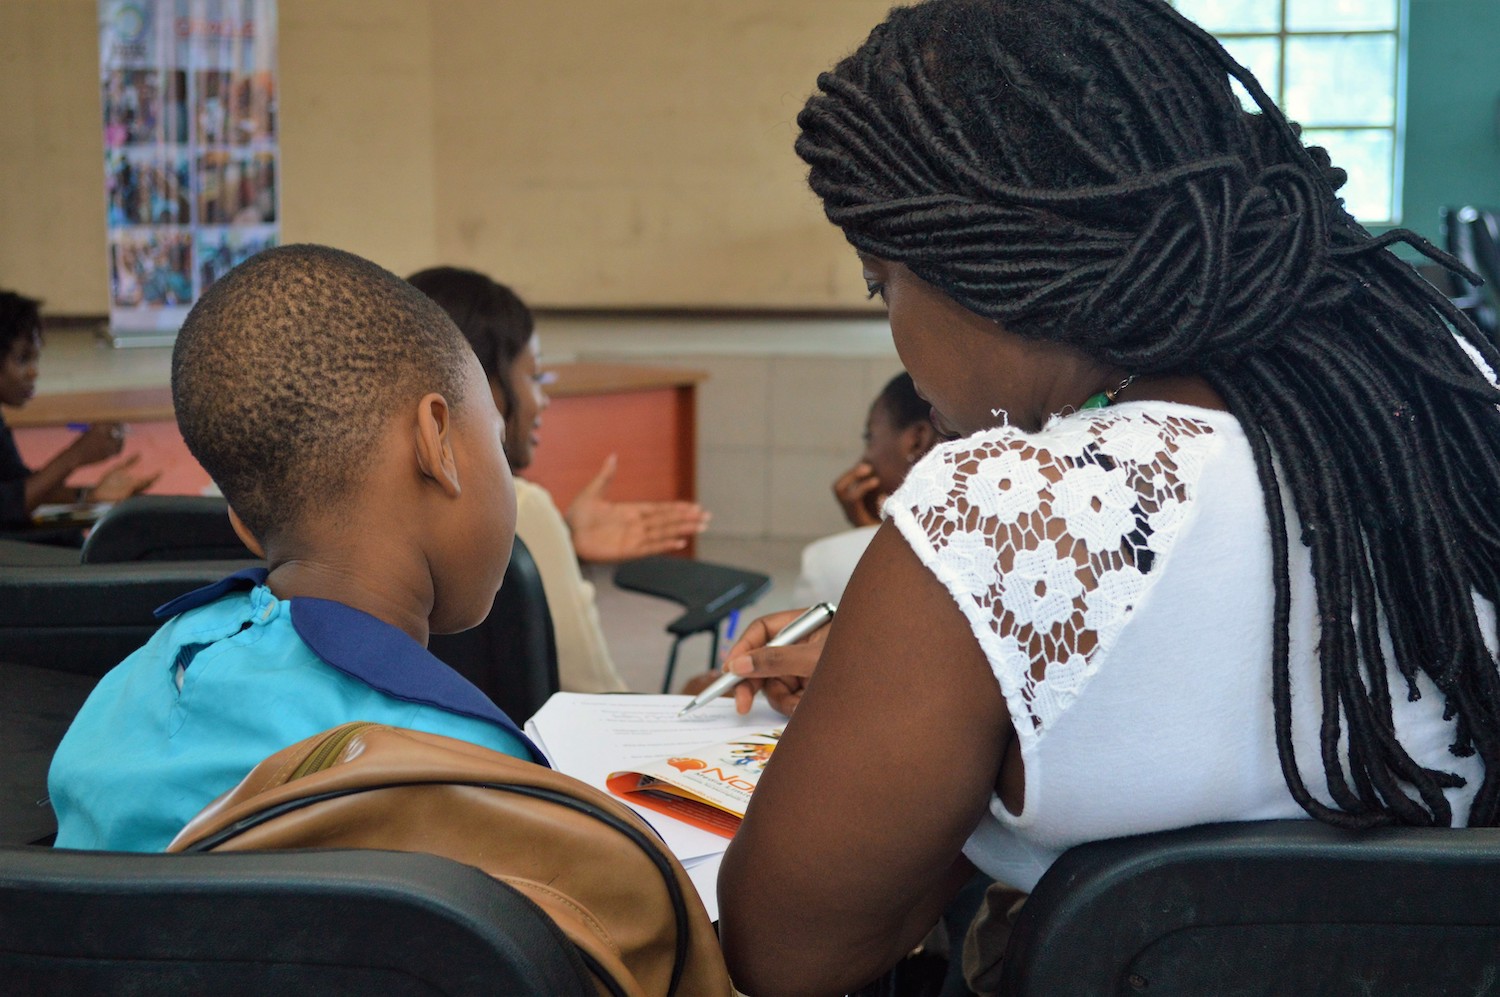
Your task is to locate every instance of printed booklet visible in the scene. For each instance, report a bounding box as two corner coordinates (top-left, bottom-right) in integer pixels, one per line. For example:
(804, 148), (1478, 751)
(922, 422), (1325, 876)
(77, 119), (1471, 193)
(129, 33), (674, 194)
(606, 728), (783, 838)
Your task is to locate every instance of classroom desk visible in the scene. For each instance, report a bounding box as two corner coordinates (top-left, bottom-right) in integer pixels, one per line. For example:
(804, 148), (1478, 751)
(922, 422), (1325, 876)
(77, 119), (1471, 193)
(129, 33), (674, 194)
(2, 363), (708, 511)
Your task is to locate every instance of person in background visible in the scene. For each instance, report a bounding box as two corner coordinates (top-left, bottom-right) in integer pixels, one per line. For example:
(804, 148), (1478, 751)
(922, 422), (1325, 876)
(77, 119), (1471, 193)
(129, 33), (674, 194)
(0, 289), (156, 531)
(408, 267), (710, 693)
(792, 371), (938, 607)
(716, 1), (1500, 994)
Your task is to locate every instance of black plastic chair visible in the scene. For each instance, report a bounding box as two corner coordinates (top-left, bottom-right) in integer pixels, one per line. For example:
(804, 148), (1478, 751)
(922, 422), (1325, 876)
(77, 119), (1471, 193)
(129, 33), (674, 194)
(1000, 820), (1500, 996)
(0, 536), (83, 566)
(0, 557), (260, 680)
(431, 535), (560, 724)
(0, 662), (104, 846)
(0, 846), (596, 995)
(81, 494), (253, 563)
(613, 555), (772, 692)
(1442, 204), (1500, 341)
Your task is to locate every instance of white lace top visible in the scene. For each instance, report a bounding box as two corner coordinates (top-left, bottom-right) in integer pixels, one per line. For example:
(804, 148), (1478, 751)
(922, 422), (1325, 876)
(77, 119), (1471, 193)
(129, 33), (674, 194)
(887, 401), (1486, 892)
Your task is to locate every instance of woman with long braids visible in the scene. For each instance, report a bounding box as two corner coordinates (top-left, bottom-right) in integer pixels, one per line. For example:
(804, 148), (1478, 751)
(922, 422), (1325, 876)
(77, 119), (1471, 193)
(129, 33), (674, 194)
(715, 0), (1500, 993)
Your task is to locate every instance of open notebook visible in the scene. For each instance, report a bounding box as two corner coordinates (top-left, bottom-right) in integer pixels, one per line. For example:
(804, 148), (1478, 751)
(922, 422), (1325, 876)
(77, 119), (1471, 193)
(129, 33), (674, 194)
(525, 692), (787, 921)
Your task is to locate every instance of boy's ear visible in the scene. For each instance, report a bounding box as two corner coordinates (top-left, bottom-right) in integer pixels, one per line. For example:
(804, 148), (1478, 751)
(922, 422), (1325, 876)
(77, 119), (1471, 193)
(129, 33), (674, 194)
(414, 392), (462, 498)
(226, 505), (267, 559)
(905, 420), (938, 462)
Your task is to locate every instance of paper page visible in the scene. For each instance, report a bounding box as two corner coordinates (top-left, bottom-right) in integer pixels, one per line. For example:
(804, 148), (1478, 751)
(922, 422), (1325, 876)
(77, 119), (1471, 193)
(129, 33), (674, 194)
(526, 693), (785, 864)
(31, 502), (113, 525)
(682, 851), (724, 922)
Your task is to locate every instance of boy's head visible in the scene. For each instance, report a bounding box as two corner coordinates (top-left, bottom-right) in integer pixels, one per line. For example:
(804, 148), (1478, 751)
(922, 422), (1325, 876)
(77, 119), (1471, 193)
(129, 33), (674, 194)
(173, 244), (515, 633)
(861, 372), (938, 513)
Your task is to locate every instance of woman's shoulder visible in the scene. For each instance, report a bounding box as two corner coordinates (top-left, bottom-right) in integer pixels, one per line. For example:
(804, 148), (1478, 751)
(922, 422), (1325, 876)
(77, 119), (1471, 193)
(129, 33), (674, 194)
(886, 402), (1244, 749)
(896, 401), (1236, 514)
(962, 400), (1235, 459)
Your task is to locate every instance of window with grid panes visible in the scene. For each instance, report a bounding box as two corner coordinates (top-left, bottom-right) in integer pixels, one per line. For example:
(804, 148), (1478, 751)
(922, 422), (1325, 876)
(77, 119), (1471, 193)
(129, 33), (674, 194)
(1172, 0), (1405, 225)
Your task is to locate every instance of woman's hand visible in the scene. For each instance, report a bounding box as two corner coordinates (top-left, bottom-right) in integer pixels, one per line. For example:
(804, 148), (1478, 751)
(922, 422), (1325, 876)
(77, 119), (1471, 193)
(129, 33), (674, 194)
(833, 460), (882, 527)
(720, 607), (830, 716)
(63, 423), (126, 468)
(565, 454), (710, 562)
(89, 454), (160, 502)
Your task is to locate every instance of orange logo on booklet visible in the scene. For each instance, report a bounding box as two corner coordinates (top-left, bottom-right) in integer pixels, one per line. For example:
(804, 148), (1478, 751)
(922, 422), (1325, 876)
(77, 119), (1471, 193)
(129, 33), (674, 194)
(668, 757), (706, 772)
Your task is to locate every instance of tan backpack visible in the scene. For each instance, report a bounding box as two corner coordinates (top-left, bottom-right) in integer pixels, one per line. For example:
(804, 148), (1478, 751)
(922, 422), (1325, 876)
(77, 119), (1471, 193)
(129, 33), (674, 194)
(168, 722), (734, 997)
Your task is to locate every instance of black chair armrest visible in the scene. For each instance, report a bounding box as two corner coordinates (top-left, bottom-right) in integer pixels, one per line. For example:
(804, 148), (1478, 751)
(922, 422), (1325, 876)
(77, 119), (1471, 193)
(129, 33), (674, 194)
(614, 557), (771, 638)
(614, 556), (772, 691)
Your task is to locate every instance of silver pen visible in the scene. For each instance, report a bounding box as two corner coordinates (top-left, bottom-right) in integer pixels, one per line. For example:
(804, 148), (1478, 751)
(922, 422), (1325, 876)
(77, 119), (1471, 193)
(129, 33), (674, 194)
(676, 602), (837, 718)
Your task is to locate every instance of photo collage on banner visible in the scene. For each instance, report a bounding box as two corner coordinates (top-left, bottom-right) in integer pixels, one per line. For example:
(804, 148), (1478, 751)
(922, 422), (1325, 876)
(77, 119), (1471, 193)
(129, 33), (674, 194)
(99, 0), (278, 343)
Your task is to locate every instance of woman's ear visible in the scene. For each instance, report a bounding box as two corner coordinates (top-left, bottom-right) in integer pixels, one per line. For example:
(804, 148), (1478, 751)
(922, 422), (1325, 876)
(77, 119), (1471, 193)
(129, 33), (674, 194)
(414, 391), (462, 498)
(226, 505), (267, 559)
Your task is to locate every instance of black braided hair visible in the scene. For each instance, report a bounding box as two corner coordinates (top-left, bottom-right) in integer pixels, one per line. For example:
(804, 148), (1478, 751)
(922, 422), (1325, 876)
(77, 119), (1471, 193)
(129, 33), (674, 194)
(797, 0), (1500, 828)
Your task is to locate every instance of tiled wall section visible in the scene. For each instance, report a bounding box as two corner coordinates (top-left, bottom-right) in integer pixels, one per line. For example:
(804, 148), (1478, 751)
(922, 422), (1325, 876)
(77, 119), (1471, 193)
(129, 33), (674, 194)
(574, 347), (904, 541)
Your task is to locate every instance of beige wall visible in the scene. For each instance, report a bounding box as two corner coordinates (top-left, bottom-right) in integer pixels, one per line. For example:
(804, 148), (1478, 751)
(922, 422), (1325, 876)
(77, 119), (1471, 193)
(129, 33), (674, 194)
(0, 1), (111, 313)
(278, 0), (439, 279)
(2, 0), (890, 314)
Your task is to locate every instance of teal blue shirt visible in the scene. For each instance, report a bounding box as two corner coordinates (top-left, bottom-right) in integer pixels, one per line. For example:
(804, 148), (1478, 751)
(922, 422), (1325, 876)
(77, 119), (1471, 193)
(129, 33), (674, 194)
(48, 569), (542, 852)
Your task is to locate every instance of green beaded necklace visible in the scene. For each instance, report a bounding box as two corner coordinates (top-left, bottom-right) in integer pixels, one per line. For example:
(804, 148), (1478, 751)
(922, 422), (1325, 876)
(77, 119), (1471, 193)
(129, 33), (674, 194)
(1080, 375), (1136, 410)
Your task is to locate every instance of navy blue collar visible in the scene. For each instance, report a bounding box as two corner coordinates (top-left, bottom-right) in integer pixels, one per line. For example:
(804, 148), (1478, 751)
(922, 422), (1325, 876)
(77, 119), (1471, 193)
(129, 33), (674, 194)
(156, 568), (546, 765)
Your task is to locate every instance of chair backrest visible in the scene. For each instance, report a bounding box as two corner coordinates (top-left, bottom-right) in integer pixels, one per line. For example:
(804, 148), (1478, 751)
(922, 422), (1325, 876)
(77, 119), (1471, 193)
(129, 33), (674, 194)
(0, 846), (596, 995)
(0, 536), (81, 566)
(81, 495), (254, 563)
(1468, 206), (1500, 295)
(1002, 820), (1500, 996)
(1, 662), (105, 846)
(0, 557), (260, 678)
(430, 535), (559, 723)
(1443, 204), (1500, 339)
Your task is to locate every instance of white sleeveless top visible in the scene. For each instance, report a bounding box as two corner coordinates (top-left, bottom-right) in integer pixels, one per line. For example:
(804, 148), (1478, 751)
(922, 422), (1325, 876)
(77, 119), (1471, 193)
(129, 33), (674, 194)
(887, 401), (1488, 892)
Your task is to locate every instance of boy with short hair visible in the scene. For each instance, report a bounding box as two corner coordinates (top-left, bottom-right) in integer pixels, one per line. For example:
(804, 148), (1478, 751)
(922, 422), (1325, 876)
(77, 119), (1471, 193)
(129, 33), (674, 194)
(48, 244), (542, 851)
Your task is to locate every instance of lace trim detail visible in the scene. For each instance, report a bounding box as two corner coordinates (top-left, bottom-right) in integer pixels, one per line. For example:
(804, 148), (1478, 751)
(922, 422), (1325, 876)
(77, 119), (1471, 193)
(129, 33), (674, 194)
(890, 409), (1220, 749)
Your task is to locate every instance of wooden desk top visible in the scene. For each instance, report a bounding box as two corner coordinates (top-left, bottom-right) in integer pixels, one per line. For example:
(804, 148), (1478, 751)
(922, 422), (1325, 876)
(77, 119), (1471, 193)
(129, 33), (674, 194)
(3, 386), (176, 428)
(2, 362), (707, 428)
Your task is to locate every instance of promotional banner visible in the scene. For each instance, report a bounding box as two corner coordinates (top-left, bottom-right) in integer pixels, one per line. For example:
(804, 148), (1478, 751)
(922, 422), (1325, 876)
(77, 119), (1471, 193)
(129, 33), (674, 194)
(99, 0), (278, 344)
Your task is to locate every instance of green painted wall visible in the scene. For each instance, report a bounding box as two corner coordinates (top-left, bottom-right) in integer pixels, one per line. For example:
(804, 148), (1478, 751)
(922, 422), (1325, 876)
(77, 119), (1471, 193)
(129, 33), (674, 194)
(1397, 0), (1500, 243)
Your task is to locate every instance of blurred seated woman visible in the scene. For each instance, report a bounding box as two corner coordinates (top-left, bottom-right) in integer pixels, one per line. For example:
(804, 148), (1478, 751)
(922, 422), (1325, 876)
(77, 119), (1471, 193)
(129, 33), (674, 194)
(0, 290), (156, 534)
(408, 267), (710, 693)
(715, 2), (1500, 994)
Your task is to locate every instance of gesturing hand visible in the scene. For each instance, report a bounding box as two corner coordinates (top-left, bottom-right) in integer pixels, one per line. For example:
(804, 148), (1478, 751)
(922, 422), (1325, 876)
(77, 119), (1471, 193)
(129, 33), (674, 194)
(89, 454), (160, 502)
(65, 423), (126, 468)
(833, 460), (882, 527)
(565, 454), (710, 563)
